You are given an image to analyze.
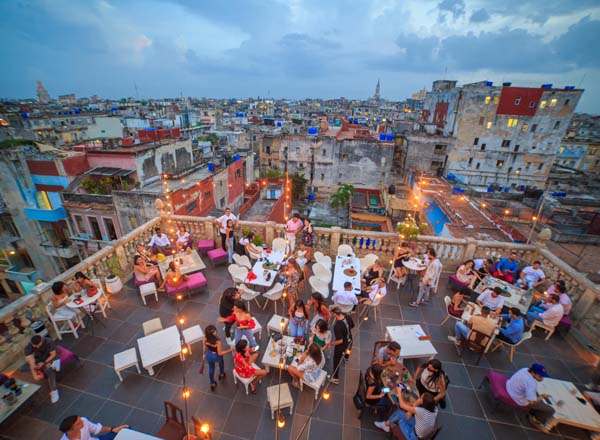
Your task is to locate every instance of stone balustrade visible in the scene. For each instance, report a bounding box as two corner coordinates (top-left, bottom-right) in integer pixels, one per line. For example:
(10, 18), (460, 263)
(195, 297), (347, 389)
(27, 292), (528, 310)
(1, 213), (598, 371)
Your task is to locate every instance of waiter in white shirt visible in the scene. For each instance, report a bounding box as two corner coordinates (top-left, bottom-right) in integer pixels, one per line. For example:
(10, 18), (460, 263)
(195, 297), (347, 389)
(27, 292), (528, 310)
(214, 207), (239, 250)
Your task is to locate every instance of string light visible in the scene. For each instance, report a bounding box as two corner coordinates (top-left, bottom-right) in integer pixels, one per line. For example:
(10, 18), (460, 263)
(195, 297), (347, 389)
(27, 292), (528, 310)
(323, 390), (330, 400)
(280, 318), (286, 329)
(277, 413), (286, 428)
(182, 387), (190, 399)
(532, 216), (537, 221)
(345, 348), (352, 356)
(177, 294), (183, 300)
(179, 317), (185, 325)
(200, 424), (210, 434)
(182, 346), (189, 355)
(481, 202), (487, 208)
(504, 209), (510, 215)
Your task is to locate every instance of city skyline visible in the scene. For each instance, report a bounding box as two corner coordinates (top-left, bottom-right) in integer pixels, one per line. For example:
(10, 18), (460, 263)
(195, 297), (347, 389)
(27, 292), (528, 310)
(1, 0), (599, 113)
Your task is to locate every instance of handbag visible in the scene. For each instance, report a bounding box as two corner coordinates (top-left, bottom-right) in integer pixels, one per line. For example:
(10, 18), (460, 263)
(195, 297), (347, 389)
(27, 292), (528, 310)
(198, 357), (205, 375)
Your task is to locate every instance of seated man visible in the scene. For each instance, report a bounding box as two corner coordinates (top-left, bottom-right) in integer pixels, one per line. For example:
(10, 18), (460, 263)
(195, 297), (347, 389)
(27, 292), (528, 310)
(497, 307), (525, 345)
(448, 305), (497, 345)
(517, 261), (545, 289)
(331, 281), (358, 307)
(374, 341), (402, 367)
(531, 284), (572, 316)
(493, 252), (519, 284)
(474, 258), (494, 278)
(526, 294), (563, 328)
(476, 286), (505, 315)
(359, 278), (387, 304)
(59, 415), (129, 440)
(506, 364), (555, 432)
(24, 335), (60, 403)
(148, 227), (173, 255)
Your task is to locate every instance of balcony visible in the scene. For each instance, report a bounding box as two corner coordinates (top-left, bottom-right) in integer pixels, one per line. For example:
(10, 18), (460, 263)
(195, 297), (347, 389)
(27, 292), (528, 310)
(40, 240), (79, 259)
(23, 206), (67, 222)
(6, 265), (40, 283)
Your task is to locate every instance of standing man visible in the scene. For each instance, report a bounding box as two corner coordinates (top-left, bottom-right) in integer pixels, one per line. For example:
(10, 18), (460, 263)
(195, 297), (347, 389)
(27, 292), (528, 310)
(215, 207), (239, 250)
(329, 307), (354, 384)
(148, 227), (172, 255)
(410, 248), (442, 307)
(24, 335), (60, 403)
(493, 252), (519, 284)
(285, 213), (303, 253)
(59, 415), (129, 440)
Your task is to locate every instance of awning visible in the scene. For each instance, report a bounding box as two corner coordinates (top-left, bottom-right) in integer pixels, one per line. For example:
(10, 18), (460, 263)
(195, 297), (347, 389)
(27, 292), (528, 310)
(83, 167), (135, 177)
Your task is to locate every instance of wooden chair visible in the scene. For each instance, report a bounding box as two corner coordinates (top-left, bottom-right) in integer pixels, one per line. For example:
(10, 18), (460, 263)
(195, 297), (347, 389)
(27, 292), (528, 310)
(156, 401), (186, 440)
(441, 296), (462, 326)
(530, 320), (556, 340)
(142, 318), (163, 336)
(458, 328), (490, 365)
(493, 331), (532, 363)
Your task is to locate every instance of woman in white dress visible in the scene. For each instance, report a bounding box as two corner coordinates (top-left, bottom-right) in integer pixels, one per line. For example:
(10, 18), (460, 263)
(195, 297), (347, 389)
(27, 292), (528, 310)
(175, 225), (192, 251)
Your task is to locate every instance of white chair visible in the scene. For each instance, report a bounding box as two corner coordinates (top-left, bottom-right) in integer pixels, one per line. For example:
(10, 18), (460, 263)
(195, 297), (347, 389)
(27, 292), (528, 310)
(332, 303), (354, 314)
(262, 282), (285, 314)
(364, 253), (379, 266)
(314, 252), (332, 270)
(272, 237), (288, 253)
(139, 282), (158, 306)
(494, 331), (533, 363)
(441, 296), (462, 326)
(530, 320), (556, 340)
(386, 266), (405, 289)
(360, 254), (379, 276)
(312, 263), (332, 284)
(252, 317), (263, 340)
(362, 294), (384, 321)
(233, 253), (252, 269)
(309, 276), (330, 298)
(113, 348), (140, 381)
(142, 318), (163, 336)
(233, 362), (262, 394)
(239, 284), (262, 311)
(247, 246), (263, 261)
(91, 278), (110, 317)
(267, 314), (288, 334)
(182, 325), (204, 354)
(337, 244), (355, 257)
(46, 302), (82, 340)
(228, 264), (249, 286)
(300, 369), (328, 400)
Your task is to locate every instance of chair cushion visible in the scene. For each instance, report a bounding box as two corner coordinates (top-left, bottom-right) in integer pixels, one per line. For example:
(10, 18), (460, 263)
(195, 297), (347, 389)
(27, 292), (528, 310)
(187, 272), (207, 290)
(559, 314), (572, 326)
(56, 345), (78, 369)
(166, 283), (186, 298)
(207, 248), (228, 262)
(197, 239), (215, 252)
(487, 370), (527, 409)
(449, 274), (468, 289)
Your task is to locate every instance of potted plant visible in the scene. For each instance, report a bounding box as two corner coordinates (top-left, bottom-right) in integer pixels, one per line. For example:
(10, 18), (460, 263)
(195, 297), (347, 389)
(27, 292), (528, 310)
(252, 234), (264, 247)
(104, 254), (123, 294)
(397, 215), (425, 244)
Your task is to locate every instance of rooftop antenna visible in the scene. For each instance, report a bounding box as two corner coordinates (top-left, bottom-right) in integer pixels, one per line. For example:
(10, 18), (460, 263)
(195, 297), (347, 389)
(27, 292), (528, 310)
(134, 82), (139, 99)
(577, 73), (586, 89)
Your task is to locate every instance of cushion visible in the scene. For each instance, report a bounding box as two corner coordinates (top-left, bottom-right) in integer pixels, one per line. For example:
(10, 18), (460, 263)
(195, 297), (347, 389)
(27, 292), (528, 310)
(207, 248), (228, 262)
(166, 283), (186, 298)
(487, 370), (527, 410)
(187, 272), (207, 290)
(57, 345), (78, 369)
(449, 274), (468, 289)
(197, 239), (215, 252)
(559, 314), (572, 326)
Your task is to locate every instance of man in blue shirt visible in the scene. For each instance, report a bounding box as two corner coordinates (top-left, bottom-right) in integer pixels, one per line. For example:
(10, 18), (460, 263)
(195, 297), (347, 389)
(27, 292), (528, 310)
(493, 252), (519, 284)
(496, 307), (524, 345)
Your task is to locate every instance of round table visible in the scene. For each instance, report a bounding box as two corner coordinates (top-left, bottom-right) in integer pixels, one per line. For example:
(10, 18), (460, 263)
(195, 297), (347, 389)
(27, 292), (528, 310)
(66, 289), (102, 309)
(402, 258), (426, 272)
(402, 258), (426, 301)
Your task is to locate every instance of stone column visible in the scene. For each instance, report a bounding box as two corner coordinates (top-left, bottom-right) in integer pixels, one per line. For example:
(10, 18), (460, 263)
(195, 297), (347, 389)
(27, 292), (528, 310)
(330, 227), (341, 256)
(265, 221), (276, 245)
(463, 238), (478, 261)
(204, 217), (216, 241)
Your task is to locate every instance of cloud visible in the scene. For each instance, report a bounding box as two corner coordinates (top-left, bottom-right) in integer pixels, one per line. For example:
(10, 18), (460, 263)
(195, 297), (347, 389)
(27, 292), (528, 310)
(470, 8), (490, 23)
(553, 16), (600, 68)
(437, 0), (465, 23)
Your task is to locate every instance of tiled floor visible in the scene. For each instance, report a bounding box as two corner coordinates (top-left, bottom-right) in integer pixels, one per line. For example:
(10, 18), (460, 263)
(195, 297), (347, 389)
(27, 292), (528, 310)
(2, 266), (598, 440)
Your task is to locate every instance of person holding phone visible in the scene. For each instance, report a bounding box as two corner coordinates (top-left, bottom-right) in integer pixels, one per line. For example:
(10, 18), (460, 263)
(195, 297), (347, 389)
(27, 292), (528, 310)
(233, 339), (267, 394)
(365, 364), (392, 412)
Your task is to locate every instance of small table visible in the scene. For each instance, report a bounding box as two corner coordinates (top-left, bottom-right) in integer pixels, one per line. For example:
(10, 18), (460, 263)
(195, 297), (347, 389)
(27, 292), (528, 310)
(247, 260), (278, 288)
(385, 325), (438, 360)
(475, 276), (532, 313)
(262, 249), (286, 265)
(261, 336), (304, 372)
(114, 428), (164, 440)
(537, 378), (600, 435)
(403, 258), (426, 300)
(0, 380), (40, 424)
(159, 250), (206, 277)
(332, 255), (361, 293)
(267, 383), (294, 419)
(67, 289), (105, 334)
(137, 325), (182, 375)
(267, 314), (289, 334)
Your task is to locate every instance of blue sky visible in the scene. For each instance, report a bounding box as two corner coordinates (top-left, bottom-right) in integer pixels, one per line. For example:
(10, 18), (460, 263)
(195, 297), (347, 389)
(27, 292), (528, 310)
(1, 0), (599, 113)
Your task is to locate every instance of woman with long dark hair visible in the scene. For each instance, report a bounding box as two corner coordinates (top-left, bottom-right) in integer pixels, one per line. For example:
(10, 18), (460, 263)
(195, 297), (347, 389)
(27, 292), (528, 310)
(365, 364), (390, 408)
(233, 339), (267, 394)
(374, 392), (439, 438)
(218, 300), (257, 347)
(414, 359), (447, 408)
(202, 325), (232, 391)
(287, 343), (324, 388)
(288, 299), (310, 338)
(309, 292), (331, 330)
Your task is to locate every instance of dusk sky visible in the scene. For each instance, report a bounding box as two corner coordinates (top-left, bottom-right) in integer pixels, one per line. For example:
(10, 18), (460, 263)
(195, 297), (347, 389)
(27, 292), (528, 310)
(1, 0), (599, 113)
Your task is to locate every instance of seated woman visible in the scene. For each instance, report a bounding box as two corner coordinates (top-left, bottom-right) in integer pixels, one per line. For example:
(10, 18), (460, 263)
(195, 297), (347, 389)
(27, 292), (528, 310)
(309, 293), (331, 331)
(287, 343), (325, 388)
(414, 359), (447, 408)
(365, 364), (392, 411)
(233, 339), (268, 394)
(136, 244), (158, 265)
(393, 242), (413, 279)
(448, 287), (469, 318)
(133, 255), (164, 291)
(359, 277), (387, 303)
(218, 300), (257, 347)
(362, 260), (384, 289)
(239, 232), (262, 258)
(374, 392), (438, 438)
(288, 299), (310, 338)
(72, 272), (99, 313)
(309, 319), (332, 351)
(50, 281), (79, 321)
(454, 259), (478, 288)
(164, 261), (188, 290)
(175, 225), (193, 251)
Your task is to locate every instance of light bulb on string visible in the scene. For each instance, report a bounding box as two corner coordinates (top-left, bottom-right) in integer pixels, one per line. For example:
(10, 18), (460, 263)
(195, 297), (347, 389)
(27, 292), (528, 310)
(277, 413), (286, 428)
(323, 390), (331, 400)
(200, 424), (210, 434)
(182, 387), (190, 399)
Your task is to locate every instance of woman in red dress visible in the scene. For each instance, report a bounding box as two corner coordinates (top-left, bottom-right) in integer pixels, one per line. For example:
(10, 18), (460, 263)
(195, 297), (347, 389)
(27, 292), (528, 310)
(233, 339), (267, 394)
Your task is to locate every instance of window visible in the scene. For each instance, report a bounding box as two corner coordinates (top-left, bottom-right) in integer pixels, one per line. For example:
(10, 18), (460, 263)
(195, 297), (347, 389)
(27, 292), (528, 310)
(320, 173), (324, 181)
(514, 97), (521, 105)
(531, 144), (537, 150)
(507, 118), (518, 128)
(88, 217), (102, 240)
(589, 148), (598, 156)
(264, 146), (271, 154)
(103, 218), (118, 240)
(550, 98), (558, 107)
(493, 97), (499, 105)
(553, 121), (560, 130)
(468, 158), (473, 166)
(529, 101), (536, 108)
(434, 144), (447, 154)
(480, 144), (486, 151)
(521, 124), (528, 133)
(525, 163), (531, 171)
(479, 117), (485, 126)
(497, 160), (504, 168)
(342, 154), (348, 160)
(73, 214), (86, 235)
(564, 99), (570, 106)
(205, 191), (211, 199)
(322, 149), (326, 157)
(507, 167), (513, 174)
(538, 163), (544, 171)
(516, 168), (521, 175)
(501, 139), (511, 148)
(531, 124), (537, 133)
(185, 200), (197, 214)
(473, 137), (479, 146)
(476, 162), (480, 170)
(540, 100), (547, 109)
(484, 96), (491, 105)
(486, 121), (493, 129)
(129, 216), (136, 230)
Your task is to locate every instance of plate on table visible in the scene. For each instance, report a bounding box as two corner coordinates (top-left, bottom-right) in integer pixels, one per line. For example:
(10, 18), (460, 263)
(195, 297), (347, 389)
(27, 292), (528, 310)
(344, 268), (357, 277)
(262, 262), (277, 270)
(500, 290), (512, 298)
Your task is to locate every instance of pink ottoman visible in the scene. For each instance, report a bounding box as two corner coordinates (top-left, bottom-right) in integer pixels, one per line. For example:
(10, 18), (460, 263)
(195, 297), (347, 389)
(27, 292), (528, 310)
(207, 248), (228, 266)
(197, 239), (215, 254)
(166, 282), (187, 299)
(187, 272), (207, 293)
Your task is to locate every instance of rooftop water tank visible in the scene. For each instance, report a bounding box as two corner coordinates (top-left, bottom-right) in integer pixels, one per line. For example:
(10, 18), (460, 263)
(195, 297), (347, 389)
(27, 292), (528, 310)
(379, 133), (386, 141)
(386, 134), (393, 141)
(308, 127), (318, 135)
(208, 163), (215, 172)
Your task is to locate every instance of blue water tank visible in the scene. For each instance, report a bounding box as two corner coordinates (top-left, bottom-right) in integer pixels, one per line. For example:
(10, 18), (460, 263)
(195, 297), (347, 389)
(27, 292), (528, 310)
(379, 133), (386, 141)
(21, 112), (28, 119)
(308, 193), (315, 201)
(447, 173), (456, 181)
(487, 187), (493, 192)
(519, 185), (525, 191)
(328, 120), (334, 125)
(208, 163), (215, 172)
(353, 119), (359, 124)
(308, 127), (318, 135)
(376, 118), (381, 123)
(74, 108), (81, 114)
(386, 134), (393, 141)
(276, 121), (282, 127)
(233, 154), (240, 162)
(504, 188), (509, 193)
(486, 81), (493, 87)
(552, 192), (567, 197)
(541, 84), (553, 89)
